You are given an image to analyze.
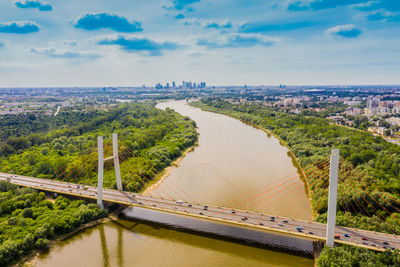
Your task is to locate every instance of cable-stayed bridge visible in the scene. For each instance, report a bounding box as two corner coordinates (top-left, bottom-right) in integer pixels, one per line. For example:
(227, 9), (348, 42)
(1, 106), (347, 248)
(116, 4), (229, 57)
(1, 134), (400, 254)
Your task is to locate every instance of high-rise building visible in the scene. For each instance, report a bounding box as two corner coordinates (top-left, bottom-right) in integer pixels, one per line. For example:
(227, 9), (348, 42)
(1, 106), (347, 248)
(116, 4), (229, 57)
(172, 81), (176, 88)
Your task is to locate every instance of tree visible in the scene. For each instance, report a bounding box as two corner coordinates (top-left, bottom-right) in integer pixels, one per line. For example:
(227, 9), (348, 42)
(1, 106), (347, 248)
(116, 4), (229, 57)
(35, 238), (50, 250)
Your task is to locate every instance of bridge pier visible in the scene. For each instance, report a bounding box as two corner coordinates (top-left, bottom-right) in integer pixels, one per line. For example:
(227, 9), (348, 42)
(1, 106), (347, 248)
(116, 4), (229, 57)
(326, 148), (339, 248)
(97, 133), (123, 209)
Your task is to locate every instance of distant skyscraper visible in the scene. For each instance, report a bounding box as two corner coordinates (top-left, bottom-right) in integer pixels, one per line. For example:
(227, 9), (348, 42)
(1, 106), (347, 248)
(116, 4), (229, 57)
(172, 81), (176, 88)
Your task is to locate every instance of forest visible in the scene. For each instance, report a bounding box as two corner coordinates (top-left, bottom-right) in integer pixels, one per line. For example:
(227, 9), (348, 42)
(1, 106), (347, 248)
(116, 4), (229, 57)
(192, 98), (400, 262)
(317, 245), (400, 266)
(0, 101), (198, 265)
(0, 181), (106, 265)
(0, 102), (198, 192)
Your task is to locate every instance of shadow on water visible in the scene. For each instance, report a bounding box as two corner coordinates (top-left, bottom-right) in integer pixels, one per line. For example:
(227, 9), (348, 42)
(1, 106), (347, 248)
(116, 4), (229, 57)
(99, 225), (110, 267)
(119, 207), (315, 258)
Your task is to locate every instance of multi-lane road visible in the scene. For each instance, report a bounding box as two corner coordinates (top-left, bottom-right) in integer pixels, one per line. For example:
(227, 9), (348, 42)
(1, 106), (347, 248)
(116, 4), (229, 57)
(1, 172), (399, 252)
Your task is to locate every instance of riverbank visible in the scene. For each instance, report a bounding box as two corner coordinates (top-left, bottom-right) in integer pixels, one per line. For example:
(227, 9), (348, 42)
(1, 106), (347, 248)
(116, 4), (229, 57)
(142, 141), (198, 196)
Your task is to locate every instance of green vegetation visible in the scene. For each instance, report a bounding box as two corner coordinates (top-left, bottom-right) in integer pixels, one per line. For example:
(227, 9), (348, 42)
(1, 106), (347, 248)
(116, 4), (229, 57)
(0, 102), (197, 192)
(0, 181), (106, 266)
(192, 99), (400, 233)
(192, 99), (400, 264)
(317, 245), (400, 266)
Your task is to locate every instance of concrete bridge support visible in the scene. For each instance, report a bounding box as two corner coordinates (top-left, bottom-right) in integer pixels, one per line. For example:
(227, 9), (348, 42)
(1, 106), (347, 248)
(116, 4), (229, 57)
(97, 133), (123, 209)
(326, 148), (339, 247)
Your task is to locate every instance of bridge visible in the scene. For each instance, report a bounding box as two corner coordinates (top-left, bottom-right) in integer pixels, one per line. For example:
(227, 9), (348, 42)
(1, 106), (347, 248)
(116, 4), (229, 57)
(1, 172), (400, 253)
(1, 134), (400, 254)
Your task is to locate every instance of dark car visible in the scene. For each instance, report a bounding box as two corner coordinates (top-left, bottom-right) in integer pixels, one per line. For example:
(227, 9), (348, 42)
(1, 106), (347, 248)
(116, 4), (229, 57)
(344, 234), (350, 238)
(203, 206), (208, 210)
(334, 235), (340, 239)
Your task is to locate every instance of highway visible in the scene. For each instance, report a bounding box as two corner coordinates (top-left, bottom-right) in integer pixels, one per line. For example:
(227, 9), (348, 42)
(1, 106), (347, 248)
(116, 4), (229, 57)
(1, 172), (400, 252)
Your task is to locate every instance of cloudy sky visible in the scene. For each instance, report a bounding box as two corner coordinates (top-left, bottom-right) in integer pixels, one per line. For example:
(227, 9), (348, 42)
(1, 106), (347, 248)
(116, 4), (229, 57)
(0, 0), (399, 87)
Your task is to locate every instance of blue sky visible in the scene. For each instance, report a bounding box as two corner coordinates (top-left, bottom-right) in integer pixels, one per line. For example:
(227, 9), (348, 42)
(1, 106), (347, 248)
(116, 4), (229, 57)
(0, 0), (399, 86)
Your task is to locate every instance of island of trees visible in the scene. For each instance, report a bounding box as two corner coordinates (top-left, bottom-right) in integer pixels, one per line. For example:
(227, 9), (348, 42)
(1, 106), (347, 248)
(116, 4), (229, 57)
(0, 102), (198, 191)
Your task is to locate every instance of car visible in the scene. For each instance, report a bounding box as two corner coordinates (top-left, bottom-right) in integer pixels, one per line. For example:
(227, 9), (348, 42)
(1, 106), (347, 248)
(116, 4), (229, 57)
(296, 227), (304, 232)
(282, 220), (289, 223)
(176, 200), (183, 204)
(371, 244), (376, 247)
(199, 212), (204, 215)
(383, 241), (389, 245)
(278, 223), (284, 227)
(188, 204), (192, 207)
(344, 234), (350, 238)
(138, 202), (143, 205)
(363, 242), (368, 245)
(241, 217), (248, 221)
(273, 224), (280, 228)
(269, 218), (275, 222)
(259, 222), (264, 226)
(334, 235), (340, 239)
(309, 232), (314, 235)
(152, 204), (157, 207)
(203, 206), (208, 210)
(270, 216), (275, 220)
(83, 186), (88, 190)
(362, 237), (368, 241)
(383, 246), (387, 249)
(231, 210), (236, 214)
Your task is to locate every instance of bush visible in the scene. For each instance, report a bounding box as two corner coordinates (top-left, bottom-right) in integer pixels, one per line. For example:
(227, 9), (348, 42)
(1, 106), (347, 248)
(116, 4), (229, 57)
(22, 208), (33, 218)
(34, 238), (50, 250)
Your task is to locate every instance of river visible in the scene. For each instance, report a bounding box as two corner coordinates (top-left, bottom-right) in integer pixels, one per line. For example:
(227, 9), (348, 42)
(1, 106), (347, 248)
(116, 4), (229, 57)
(34, 100), (314, 267)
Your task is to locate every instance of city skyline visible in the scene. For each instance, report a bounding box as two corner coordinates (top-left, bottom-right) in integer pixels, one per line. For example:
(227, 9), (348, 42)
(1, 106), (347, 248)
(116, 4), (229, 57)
(0, 0), (400, 87)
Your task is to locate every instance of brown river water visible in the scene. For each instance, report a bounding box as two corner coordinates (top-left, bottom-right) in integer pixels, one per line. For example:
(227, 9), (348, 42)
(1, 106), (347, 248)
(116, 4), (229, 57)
(34, 100), (314, 267)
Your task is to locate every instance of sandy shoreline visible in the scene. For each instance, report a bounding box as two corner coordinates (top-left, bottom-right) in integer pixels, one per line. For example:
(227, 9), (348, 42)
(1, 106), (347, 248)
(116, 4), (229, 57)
(142, 142), (198, 196)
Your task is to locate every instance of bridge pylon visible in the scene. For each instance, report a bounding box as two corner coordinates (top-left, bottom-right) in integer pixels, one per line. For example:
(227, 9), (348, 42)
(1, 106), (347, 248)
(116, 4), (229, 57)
(97, 133), (123, 209)
(326, 148), (339, 247)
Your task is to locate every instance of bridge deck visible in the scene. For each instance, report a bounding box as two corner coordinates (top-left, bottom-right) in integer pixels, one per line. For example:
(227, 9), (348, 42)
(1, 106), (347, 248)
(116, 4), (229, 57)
(1, 172), (400, 252)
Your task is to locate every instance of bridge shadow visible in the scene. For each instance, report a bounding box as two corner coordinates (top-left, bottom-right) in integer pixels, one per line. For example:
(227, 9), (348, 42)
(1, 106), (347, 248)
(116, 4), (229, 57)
(110, 218), (313, 265)
(116, 207), (315, 258)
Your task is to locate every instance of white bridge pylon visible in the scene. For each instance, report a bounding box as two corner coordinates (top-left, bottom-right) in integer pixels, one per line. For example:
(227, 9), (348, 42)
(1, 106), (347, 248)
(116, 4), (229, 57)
(326, 148), (339, 247)
(97, 133), (123, 209)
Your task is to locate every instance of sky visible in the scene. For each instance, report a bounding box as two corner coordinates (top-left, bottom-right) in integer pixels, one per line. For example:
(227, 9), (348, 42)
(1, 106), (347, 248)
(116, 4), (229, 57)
(0, 0), (399, 87)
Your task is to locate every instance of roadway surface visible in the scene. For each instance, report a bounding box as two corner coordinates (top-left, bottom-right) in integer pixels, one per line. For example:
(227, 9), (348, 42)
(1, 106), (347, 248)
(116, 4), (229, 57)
(1, 172), (400, 252)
